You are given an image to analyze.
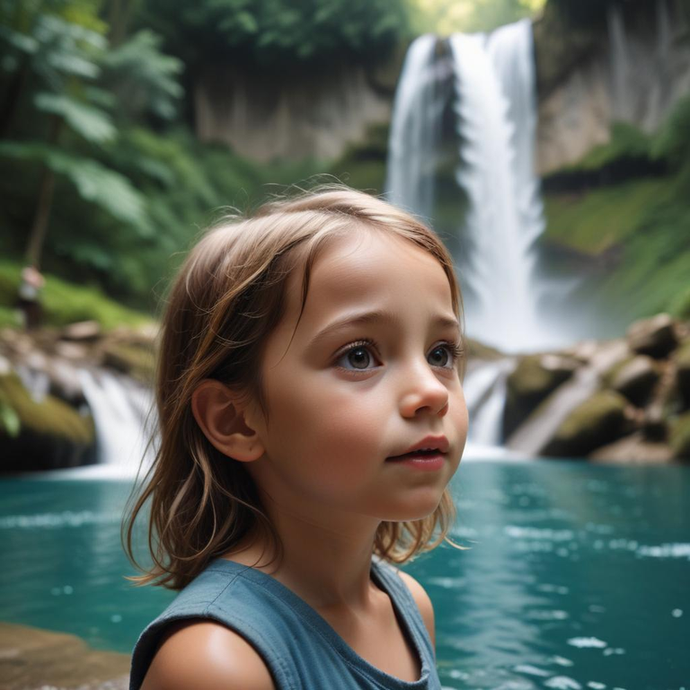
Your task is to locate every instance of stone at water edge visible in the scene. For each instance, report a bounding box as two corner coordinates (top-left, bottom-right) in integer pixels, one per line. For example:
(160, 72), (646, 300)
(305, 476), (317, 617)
(541, 389), (632, 458)
(0, 621), (130, 690)
(588, 431), (674, 464)
(626, 313), (678, 359)
(503, 353), (579, 440)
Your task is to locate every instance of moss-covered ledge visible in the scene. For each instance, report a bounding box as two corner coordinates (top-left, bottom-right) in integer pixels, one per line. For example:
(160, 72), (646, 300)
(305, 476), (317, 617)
(0, 371), (96, 473)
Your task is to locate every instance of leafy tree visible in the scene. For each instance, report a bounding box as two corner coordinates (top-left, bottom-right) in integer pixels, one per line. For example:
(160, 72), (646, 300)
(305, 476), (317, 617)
(0, 0), (183, 273)
(138, 0), (411, 73)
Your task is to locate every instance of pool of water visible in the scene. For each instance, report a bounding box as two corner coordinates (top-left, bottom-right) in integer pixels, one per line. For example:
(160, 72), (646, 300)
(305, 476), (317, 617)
(1, 460), (688, 689)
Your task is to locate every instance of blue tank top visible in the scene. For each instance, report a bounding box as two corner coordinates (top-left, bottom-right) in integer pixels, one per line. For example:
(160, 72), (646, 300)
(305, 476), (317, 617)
(129, 556), (442, 689)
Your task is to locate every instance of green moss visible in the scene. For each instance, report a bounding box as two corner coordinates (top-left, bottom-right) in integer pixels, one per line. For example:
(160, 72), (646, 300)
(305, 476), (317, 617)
(0, 373), (94, 445)
(102, 342), (156, 386)
(0, 306), (21, 328)
(543, 178), (673, 255)
(0, 260), (155, 332)
(327, 122), (389, 195)
(601, 355), (635, 389)
(558, 122), (654, 174)
(557, 391), (628, 440)
(670, 412), (690, 460)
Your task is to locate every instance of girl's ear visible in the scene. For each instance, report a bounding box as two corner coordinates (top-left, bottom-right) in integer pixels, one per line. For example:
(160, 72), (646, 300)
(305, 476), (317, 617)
(191, 379), (265, 462)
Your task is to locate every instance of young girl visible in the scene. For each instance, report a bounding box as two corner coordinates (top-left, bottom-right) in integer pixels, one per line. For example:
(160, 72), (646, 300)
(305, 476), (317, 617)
(125, 184), (469, 689)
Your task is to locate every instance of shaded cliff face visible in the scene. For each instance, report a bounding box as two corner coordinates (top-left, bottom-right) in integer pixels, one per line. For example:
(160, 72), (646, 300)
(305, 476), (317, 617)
(534, 0), (690, 175)
(194, 58), (400, 162)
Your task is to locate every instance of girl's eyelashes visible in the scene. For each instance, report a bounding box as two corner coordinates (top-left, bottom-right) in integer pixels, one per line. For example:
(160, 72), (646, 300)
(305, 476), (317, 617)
(334, 339), (381, 372)
(332, 339), (465, 373)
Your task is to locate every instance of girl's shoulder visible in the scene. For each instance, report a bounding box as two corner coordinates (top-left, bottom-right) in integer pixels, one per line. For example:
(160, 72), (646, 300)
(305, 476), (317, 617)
(139, 619), (275, 690)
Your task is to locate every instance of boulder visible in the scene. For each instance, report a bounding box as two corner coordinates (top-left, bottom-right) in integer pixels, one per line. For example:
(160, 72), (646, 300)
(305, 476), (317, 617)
(541, 390), (631, 458)
(60, 320), (102, 342)
(589, 431), (674, 464)
(610, 355), (660, 406)
(503, 353), (579, 439)
(0, 372), (96, 473)
(626, 313), (678, 359)
(674, 339), (690, 410)
(100, 342), (155, 387)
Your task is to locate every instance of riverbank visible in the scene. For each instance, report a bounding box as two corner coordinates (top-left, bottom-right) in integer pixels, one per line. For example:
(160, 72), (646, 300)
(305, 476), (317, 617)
(0, 622), (129, 690)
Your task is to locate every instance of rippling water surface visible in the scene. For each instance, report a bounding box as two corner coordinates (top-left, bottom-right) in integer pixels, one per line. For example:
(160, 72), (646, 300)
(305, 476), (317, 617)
(1, 460), (688, 689)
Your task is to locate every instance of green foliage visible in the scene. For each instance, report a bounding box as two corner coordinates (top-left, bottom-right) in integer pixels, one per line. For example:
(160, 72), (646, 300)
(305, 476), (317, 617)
(0, 259), (154, 330)
(543, 94), (690, 328)
(0, 140), (150, 230)
(139, 0), (411, 70)
(543, 178), (673, 254)
(565, 122), (653, 173)
(100, 29), (184, 120)
(407, 0), (544, 35)
(34, 91), (116, 142)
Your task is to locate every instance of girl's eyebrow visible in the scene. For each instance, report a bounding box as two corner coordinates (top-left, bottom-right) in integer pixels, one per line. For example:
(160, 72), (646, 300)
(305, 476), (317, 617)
(310, 309), (461, 347)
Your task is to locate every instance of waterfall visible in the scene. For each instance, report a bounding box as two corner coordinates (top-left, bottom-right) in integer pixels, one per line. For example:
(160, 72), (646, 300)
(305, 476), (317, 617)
(450, 20), (558, 354)
(69, 369), (156, 478)
(608, 2), (633, 120)
(385, 34), (445, 223)
(462, 358), (516, 447)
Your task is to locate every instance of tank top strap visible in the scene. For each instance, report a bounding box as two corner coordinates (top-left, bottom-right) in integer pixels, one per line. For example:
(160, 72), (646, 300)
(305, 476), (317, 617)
(370, 557), (437, 665)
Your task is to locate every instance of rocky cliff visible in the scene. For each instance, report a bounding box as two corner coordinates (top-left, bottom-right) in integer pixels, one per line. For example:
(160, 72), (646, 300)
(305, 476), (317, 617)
(534, 0), (690, 174)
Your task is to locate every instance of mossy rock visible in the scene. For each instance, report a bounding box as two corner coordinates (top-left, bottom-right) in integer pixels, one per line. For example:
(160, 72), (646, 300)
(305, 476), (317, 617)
(101, 341), (155, 387)
(674, 339), (690, 410)
(669, 412), (690, 461)
(610, 355), (660, 407)
(542, 390), (631, 458)
(503, 354), (577, 439)
(601, 354), (636, 388)
(0, 372), (96, 473)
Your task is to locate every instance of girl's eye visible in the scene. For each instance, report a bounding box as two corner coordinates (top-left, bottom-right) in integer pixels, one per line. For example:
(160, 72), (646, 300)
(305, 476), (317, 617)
(428, 342), (464, 369)
(334, 341), (380, 371)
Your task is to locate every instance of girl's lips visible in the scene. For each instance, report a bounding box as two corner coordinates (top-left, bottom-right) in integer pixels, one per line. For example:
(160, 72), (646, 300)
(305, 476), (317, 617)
(386, 452), (446, 470)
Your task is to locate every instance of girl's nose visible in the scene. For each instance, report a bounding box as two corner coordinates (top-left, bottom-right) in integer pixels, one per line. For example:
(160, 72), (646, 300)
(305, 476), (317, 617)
(398, 364), (450, 418)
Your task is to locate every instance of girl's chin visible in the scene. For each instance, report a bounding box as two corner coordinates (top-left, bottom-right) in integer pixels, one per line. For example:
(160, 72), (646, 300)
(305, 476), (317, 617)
(376, 496), (445, 523)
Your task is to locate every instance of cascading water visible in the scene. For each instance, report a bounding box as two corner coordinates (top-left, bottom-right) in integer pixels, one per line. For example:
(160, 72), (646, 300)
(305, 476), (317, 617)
(385, 34), (445, 223)
(449, 19), (558, 354)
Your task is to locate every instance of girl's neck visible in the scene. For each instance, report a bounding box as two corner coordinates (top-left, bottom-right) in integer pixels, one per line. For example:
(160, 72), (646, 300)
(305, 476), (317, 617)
(222, 503), (382, 612)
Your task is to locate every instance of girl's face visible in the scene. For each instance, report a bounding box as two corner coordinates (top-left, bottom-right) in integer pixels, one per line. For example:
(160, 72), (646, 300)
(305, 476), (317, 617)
(246, 230), (468, 527)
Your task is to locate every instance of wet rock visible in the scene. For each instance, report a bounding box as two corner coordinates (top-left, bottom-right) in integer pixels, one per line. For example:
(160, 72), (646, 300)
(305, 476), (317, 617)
(674, 339), (690, 410)
(610, 355), (660, 407)
(589, 431), (674, 464)
(670, 411), (690, 461)
(503, 353), (579, 440)
(60, 320), (101, 342)
(542, 390), (631, 458)
(100, 343), (155, 387)
(54, 340), (89, 361)
(626, 313), (678, 359)
(0, 621), (129, 690)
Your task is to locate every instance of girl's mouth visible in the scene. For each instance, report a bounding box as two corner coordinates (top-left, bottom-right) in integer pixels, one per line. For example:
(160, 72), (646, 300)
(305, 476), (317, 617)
(386, 449), (446, 470)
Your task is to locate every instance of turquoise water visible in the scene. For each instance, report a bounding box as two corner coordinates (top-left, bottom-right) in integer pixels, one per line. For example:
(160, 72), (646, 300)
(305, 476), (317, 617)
(1, 460), (688, 689)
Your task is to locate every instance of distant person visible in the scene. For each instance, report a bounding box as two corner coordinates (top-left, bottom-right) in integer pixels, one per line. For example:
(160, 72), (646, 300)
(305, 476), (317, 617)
(15, 264), (45, 330)
(125, 185), (469, 689)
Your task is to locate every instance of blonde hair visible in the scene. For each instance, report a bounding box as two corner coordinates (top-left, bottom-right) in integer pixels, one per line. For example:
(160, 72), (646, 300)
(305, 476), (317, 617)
(122, 184), (466, 591)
